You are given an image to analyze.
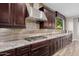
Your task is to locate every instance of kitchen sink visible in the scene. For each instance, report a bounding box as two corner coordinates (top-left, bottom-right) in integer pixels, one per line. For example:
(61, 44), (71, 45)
(24, 36), (47, 42)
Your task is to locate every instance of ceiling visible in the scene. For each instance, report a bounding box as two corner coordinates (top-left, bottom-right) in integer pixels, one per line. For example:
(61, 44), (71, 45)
(44, 3), (79, 18)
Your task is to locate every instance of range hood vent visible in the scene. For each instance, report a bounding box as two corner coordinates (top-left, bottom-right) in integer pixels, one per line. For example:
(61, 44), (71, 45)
(26, 4), (47, 21)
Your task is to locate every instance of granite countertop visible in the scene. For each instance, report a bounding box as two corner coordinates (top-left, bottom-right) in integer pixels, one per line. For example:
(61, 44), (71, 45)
(0, 32), (71, 52)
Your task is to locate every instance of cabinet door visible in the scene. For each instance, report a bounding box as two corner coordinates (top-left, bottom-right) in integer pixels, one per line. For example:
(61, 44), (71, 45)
(62, 36), (67, 47)
(57, 37), (61, 50)
(0, 49), (15, 56)
(30, 40), (50, 56)
(43, 8), (55, 29)
(49, 38), (59, 55)
(31, 46), (49, 56)
(50, 14), (55, 29)
(54, 38), (59, 52)
(49, 39), (55, 55)
(11, 3), (26, 28)
(0, 3), (11, 27)
(16, 45), (30, 56)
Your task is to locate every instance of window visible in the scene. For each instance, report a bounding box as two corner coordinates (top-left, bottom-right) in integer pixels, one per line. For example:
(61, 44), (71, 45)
(55, 17), (63, 31)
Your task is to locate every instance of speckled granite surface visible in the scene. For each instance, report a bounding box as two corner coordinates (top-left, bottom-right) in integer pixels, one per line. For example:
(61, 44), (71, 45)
(0, 32), (71, 52)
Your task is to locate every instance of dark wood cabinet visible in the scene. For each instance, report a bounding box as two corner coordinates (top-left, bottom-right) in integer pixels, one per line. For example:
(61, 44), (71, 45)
(0, 3), (28, 28)
(49, 34), (72, 55)
(39, 7), (66, 31)
(16, 45), (30, 56)
(55, 11), (66, 20)
(62, 36), (65, 47)
(49, 39), (55, 55)
(50, 38), (60, 55)
(43, 8), (55, 29)
(0, 3), (11, 27)
(58, 37), (62, 50)
(11, 3), (27, 28)
(30, 46), (49, 56)
(39, 7), (55, 29)
(0, 49), (16, 56)
(30, 40), (50, 56)
(0, 45), (30, 56)
(62, 35), (69, 48)
(53, 38), (59, 53)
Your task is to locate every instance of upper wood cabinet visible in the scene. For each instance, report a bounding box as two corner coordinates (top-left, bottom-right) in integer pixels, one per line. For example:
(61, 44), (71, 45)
(0, 3), (28, 28)
(11, 3), (27, 28)
(44, 8), (56, 29)
(39, 7), (56, 29)
(55, 11), (66, 20)
(0, 3), (11, 27)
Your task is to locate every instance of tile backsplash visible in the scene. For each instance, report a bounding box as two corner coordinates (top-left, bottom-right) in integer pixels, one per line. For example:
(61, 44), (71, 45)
(0, 28), (16, 41)
(0, 28), (60, 42)
(0, 19), (40, 41)
(0, 19), (60, 42)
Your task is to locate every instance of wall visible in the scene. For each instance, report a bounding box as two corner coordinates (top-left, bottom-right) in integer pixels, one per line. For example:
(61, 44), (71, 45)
(66, 17), (74, 32)
(66, 17), (74, 40)
(66, 17), (79, 40)
(73, 18), (79, 40)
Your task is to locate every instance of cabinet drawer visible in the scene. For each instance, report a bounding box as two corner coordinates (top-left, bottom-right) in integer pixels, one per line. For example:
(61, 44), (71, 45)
(31, 46), (49, 56)
(16, 45), (30, 56)
(0, 49), (15, 56)
(50, 37), (61, 55)
(31, 40), (49, 49)
(58, 37), (62, 49)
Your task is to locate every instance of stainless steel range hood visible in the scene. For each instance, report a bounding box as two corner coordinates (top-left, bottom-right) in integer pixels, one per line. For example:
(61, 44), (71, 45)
(26, 3), (47, 21)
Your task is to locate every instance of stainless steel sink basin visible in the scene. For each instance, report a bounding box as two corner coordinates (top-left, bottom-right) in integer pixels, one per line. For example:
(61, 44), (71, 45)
(24, 36), (47, 42)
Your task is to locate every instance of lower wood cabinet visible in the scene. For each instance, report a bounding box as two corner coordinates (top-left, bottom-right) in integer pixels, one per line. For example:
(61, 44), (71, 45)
(16, 45), (30, 56)
(62, 36), (66, 47)
(49, 37), (62, 55)
(0, 49), (16, 56)
(30, 40), (50, 56)
(0, 45), (30, 56)
(58, 37), (62, 50)
(49, 34), (72, 55)
(53, 38), (58, 53)
(30, 46), (49, 56)
(49, 39), (55, 55)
